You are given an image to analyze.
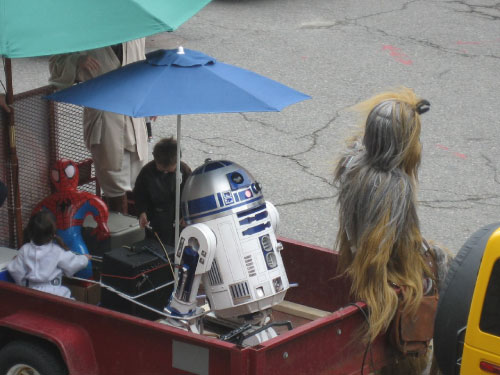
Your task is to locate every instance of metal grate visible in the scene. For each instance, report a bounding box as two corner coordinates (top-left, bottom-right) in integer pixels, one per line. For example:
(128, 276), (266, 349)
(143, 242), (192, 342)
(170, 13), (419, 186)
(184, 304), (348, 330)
(0, 106), (11, 247)
(207, 258), (223, 286)
(229, 281), (251, 305)
(0, 86), (97, 247)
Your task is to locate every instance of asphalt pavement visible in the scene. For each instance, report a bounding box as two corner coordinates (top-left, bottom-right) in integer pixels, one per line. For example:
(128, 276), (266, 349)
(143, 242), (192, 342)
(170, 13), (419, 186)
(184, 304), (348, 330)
(8, 0), (500, 255)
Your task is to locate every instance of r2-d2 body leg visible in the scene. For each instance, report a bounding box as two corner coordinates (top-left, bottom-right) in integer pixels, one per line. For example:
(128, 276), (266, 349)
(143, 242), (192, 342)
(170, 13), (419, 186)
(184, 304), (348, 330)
(165, 224), (216, 318)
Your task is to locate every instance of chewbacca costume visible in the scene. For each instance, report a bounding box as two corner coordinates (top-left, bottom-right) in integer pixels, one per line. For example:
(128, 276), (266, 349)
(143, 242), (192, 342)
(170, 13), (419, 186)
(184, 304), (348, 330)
(334, 88), (450, 374)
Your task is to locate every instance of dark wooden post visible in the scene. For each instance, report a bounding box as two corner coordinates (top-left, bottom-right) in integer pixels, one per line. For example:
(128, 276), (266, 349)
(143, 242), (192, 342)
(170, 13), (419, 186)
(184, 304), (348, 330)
(4, 58), (24, 247)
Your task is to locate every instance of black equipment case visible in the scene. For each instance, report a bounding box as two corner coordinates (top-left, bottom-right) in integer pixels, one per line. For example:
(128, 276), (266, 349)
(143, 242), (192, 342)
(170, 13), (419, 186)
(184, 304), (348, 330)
(100, 239), (175, 320)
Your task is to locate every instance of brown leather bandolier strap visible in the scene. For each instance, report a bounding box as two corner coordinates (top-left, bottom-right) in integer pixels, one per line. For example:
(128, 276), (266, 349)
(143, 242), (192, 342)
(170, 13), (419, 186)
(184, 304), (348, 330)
(387, 238), (440, 356)
(422, 238), (439, 287)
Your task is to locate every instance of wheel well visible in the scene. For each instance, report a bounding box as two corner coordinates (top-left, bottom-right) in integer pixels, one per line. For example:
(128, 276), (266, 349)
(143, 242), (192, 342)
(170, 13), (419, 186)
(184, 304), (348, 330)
(0, 327), (67, 371)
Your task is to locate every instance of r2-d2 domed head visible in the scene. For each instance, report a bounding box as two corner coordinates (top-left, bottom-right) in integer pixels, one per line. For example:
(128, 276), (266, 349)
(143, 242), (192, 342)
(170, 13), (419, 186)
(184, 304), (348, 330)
(181, 159), (264, 225)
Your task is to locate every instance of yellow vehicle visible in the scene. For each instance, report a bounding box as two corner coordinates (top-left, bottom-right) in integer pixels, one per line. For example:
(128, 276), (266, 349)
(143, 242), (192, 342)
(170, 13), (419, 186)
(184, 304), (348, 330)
(434, 223), (500, 374)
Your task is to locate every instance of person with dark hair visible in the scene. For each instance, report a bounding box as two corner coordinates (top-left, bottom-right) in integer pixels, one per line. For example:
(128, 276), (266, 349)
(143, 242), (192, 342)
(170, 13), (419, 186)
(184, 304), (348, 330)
(133, 137), (191, 246)
(7, 210), (90, 298)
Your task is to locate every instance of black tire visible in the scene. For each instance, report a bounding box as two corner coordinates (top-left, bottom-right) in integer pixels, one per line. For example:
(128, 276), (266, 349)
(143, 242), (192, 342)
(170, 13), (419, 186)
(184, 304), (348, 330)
(0, 339), (67, 375)
(434, 222), (500, 375)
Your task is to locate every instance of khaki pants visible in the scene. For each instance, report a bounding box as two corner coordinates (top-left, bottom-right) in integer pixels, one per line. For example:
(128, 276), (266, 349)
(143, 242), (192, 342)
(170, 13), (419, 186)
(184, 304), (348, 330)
(92, 147), (146, 197)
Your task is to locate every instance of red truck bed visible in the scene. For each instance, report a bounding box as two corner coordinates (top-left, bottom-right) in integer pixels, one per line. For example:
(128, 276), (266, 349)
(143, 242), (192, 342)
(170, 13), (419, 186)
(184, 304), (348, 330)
(0, 238), (393, 375)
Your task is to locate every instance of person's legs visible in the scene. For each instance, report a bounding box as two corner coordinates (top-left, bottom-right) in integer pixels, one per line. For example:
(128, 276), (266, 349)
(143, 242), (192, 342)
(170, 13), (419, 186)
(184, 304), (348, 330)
(92, 146), (132, 214)
(92, 148), (146, 213)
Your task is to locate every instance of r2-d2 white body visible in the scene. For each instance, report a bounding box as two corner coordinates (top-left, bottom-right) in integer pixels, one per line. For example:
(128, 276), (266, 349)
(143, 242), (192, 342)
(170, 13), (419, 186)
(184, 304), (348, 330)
(166, 160), (289, 320)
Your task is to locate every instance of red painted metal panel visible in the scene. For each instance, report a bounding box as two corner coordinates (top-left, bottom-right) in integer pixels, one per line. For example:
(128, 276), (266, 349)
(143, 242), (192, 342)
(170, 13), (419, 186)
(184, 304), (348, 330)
(251, 307), (391, 375)
(0, 237), (395, 374)
(0, 310), (98, 375)
(0, 282), (237, 374)
(278, 237), (351, 312)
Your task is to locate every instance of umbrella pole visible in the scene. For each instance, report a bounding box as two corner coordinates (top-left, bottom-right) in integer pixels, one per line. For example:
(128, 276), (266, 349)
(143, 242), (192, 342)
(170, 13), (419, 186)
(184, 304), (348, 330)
(175, 114), (181, 252)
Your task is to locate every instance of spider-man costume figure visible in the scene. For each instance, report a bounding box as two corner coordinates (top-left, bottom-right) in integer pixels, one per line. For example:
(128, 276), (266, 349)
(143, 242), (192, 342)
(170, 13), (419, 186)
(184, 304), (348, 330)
(33, 159), (110, 278)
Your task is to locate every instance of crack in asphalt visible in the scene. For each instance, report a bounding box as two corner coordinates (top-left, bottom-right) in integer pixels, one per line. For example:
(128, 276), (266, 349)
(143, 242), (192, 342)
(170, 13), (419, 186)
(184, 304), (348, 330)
(282, 112), (341, 187)
(438, 69), (452, 78)
(420, 195), (500, 205)
(240, 111), (340, 186)
(446, 0), (500, 21)
(465, 137), (489, 142)
(182, 132), (497, 223)
(185, 112), (341, 187)
(419, 189), (500, 209)
(358, 23), (498, 60)
(305, 0), (500, 60)
(182, 135), (229, 159)
(481, 153), (500, 185)
(217, 135), (335, 186)
(420, 202), (500, 209)
(198, 1), (499, 61)
(337, 0), (422, 23)
(238, 113), (294, 136)
(275, 195), (334, 208)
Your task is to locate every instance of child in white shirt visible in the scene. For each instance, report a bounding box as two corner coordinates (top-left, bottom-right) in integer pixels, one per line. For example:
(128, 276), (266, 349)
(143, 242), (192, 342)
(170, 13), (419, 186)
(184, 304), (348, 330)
(7, 210), (90, 299)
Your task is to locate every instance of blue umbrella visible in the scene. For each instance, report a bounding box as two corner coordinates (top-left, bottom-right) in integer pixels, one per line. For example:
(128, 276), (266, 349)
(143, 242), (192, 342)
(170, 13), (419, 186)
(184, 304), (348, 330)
(47, 48), (310, 116)
(47, 47), (311, 244)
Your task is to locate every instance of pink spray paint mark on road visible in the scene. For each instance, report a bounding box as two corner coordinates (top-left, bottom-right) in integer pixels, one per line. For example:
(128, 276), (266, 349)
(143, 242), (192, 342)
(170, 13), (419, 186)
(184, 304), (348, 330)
(382, 45), (413, 65)
(456, 40), (482, 45)
(456, 39), (500, 53)
(436, 144), (467, 159)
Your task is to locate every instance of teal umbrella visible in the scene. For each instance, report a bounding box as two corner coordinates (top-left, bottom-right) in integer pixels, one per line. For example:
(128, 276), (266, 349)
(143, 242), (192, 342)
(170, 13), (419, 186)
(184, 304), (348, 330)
(0, 0), (211, 58)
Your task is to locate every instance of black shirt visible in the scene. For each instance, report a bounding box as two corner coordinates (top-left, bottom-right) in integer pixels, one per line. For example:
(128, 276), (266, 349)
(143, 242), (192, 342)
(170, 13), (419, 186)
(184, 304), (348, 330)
(133, 161), (191, 246)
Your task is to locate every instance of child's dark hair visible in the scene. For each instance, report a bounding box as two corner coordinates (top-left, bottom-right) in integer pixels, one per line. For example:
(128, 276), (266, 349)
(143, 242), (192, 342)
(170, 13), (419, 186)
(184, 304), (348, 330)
(27, 210), (57, 246)
(152, 137), (178, 167)
(26, 210), (68, 249)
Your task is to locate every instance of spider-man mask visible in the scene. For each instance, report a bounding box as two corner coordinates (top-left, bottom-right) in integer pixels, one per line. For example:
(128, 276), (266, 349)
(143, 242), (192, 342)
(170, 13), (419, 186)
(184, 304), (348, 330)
(51, 159), (79, 192)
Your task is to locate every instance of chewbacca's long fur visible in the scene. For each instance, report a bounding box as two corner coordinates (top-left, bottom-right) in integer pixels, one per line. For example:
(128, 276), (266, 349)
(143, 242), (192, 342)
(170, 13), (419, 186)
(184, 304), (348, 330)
(335, 87), (432, 344)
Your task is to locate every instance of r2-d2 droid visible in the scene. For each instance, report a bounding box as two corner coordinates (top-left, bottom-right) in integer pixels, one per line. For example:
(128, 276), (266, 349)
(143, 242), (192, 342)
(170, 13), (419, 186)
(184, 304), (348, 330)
(165, 159), (290, 345)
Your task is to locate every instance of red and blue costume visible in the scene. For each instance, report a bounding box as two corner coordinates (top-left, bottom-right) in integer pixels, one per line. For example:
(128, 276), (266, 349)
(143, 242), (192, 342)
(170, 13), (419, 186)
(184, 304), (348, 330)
(33, 159), (110, 278)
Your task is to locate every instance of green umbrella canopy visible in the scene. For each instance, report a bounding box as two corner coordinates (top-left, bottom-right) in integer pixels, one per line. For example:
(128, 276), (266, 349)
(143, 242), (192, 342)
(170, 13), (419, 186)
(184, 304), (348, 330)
(0, 0), (211, 58)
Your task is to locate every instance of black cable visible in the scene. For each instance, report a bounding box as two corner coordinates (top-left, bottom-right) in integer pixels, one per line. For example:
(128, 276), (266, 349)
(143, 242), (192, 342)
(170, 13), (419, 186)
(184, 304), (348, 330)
(347, 302), (375, 375)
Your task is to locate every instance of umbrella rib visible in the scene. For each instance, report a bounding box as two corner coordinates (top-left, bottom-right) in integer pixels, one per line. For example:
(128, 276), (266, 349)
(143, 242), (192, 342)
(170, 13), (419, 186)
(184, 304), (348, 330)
(132, 65), (171, 117)
(130, 0), (170, 32)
